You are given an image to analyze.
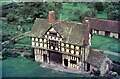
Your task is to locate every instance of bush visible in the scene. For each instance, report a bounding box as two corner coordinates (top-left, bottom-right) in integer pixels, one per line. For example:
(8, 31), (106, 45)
(6, 13), (17, 22)
(83, 8), (97, 18)
(107, 10), (120, 21)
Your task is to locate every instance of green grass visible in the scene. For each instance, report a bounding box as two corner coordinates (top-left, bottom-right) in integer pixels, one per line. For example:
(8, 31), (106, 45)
(2, 57), (83, 77)
(0, 0), (12, 7)
(91, 35), (120, 53)
(61, 3), (107, 21)
(108, 54), (120, 62)
(96, 12), (107, 19)
(61, 3), (88, 21)
(16, 36), (31, 45)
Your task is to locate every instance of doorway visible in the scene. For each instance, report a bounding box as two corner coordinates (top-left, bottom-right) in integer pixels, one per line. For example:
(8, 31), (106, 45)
(64, 59), (68, 67)
(43, 54), (47, 62)
(49, 51), (62, 64)
(87, 63), (90, 71)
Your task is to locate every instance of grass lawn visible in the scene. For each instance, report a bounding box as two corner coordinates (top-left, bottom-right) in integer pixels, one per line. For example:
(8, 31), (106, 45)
(61, 3), (107, 21)
(61, 3), (88, 21)
(0, 0), (12, 7)
(108, 54), (120, 62)
(91, 35), (120, 53)
(2, 56), (83, 77)
(16, 36), (31, 45)
(96, 12), (107, 19)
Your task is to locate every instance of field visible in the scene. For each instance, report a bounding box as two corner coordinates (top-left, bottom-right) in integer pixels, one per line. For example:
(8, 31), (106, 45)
(61, 3), (88, 21)
(91, 35), (120, 62)
(0, 0), (12, 7)
(2, 57), (83, 77)
(91, 35), (120, 53)
(108, 54), (120, 62)
(61, 3), (107, 21)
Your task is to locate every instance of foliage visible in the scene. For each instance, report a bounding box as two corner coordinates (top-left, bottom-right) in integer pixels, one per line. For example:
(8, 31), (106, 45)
(94, 2), (104, 13)
(6, 13), (17, 22)
(2, 19), (33, 42)
(5, 2), (62, 23)
(108, 10), (120, 21)
(83, 8), (97, 18)
(105, 2), (120, 21)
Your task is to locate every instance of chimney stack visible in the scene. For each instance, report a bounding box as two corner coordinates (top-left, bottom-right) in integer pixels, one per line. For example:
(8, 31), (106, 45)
(49, 11), (55, 24)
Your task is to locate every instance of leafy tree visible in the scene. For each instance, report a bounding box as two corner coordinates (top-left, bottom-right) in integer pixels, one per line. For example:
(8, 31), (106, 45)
(6, 13), (16, 22)
(94, 2), (104, 13)
(83, 8), (97, 18)
(105, 4), (116, 13)
(73, 9), (83, 22)
(108, 10), (120, 21)
(106, 2), (120, 21)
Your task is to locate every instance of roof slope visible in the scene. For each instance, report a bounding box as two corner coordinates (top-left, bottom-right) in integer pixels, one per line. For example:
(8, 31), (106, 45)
(86, 49), (107, 69)
(31, 18), (51, 38)
(31, 18), (85, 45)
(84, 17), (120, 33)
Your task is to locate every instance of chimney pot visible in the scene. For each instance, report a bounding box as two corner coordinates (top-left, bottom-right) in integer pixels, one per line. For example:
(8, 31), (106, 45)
(49, 11), (55, 24)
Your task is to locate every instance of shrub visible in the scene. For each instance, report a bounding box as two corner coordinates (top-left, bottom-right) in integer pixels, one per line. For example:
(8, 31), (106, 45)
(6, 13), (16, 22)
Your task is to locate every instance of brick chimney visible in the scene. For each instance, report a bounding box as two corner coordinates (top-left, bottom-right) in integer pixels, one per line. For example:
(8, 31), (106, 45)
(49, 11), (55, 24)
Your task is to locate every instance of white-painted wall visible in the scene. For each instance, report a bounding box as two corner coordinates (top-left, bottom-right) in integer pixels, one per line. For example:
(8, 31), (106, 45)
(110, 32), (118, 38)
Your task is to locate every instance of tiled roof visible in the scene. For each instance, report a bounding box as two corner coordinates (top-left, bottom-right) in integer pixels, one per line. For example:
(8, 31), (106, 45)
(84, 17), (120, 33)
(86, 49), (107, 69)
(30, 18), (86, 45)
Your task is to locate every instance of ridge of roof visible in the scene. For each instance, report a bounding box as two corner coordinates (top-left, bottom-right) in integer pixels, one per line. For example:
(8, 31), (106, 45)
(85, 17), (120, 23)
(84, 17), (120, 33)
(31, 18), (85, 45)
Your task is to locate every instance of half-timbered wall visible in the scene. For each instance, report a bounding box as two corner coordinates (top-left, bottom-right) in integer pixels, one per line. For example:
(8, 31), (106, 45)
(32, 27), (87, 69)
(34, 48), (49, 63)
(91, 29), (119, 39)
(110, 32), (118, 38)
(62, 54), (81, 69)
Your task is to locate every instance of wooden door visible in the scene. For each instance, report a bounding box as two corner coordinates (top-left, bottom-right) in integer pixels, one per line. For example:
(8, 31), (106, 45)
(49, 51), (62, 64)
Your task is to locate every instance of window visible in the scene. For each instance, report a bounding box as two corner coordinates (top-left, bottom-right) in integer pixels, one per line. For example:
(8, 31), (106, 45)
(49, 40), (58, 50)
(49, 32), (57, 36)
(70, 60), (77, 64)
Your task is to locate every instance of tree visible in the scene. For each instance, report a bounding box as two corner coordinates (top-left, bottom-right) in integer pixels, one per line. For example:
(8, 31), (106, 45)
(83, 8), (97, 18)
(106, 2), (120, 21)
(6, 13), (16, 22)
(73, 9), (83, 22)
(108, 10), (120, 21)
(94, 2), (104, 13)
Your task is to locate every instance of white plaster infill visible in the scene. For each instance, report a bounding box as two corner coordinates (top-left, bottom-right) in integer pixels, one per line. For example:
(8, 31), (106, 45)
(40, 62), (90, 77)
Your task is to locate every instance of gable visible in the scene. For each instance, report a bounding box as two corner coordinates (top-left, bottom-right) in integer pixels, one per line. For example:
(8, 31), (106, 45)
(30, 18), (51, 38)
(44, 27), (63, 41)
(30, 18), (86, 45)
